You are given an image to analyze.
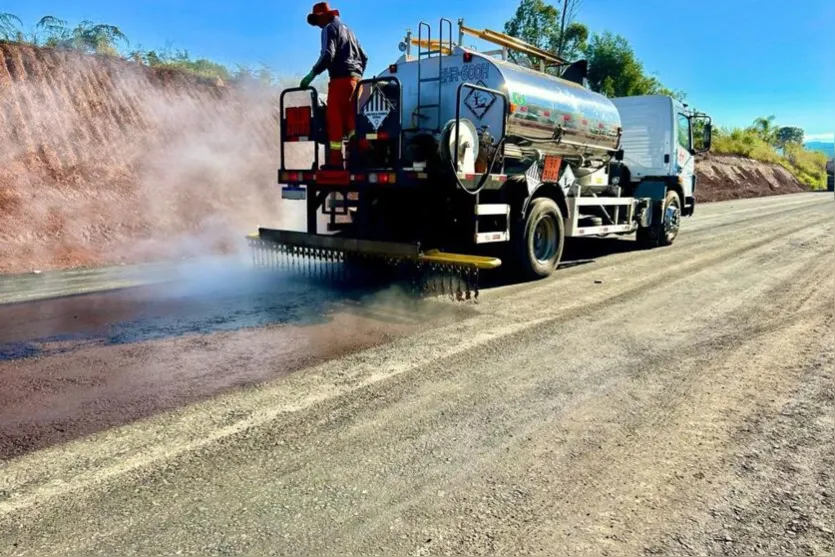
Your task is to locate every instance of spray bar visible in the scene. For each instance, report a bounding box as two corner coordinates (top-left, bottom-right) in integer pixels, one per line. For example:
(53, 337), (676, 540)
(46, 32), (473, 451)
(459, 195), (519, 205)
(255, 229), (420, 258)
(247, 229), (502, 301)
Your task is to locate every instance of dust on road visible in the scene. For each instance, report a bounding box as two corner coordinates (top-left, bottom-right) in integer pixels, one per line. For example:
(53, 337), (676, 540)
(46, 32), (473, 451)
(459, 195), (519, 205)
(0, 193), (832, 556)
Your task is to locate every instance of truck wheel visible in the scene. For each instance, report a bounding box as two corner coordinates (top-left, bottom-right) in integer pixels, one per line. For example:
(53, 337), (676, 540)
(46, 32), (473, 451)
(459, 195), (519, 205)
(512, 198), (565, 280)
(637, 190), (681, 249)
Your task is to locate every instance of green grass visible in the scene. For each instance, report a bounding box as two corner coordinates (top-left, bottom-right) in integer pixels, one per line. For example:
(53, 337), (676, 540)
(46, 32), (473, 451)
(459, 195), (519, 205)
(782, 142), (829, 188)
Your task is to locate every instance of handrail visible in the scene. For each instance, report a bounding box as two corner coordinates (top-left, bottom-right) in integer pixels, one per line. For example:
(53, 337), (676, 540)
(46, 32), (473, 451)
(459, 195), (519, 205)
(279, 86), (320, 171)
(458, 21), (567, 67)
(437, 18), (452, 132)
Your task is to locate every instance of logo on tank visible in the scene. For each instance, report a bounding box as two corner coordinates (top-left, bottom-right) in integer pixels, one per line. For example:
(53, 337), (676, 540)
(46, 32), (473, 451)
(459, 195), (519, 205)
(362, 86), (393, 131)
(440, 63), (490, 84)
(463, 80), (497, 120)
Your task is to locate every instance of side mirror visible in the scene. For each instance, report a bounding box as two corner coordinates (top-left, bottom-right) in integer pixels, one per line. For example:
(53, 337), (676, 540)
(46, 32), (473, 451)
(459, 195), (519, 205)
(702, 123), (713, 152)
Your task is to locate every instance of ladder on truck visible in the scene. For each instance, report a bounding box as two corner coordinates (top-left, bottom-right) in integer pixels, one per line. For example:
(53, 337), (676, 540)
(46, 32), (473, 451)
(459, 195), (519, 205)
(413, 19), (512, 246)
(414, 18), (453, 132)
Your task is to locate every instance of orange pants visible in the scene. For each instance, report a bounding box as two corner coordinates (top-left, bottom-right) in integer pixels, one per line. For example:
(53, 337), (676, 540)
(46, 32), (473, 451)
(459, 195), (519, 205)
(326, 77), (359, 168)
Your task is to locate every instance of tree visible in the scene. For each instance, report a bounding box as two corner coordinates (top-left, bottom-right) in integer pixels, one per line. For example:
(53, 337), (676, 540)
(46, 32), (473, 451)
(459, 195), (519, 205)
(560, 22), (589, 61)
(68, 21), (129, 55)
(775, 126), (804, 147)
(555, 0), (588, 60)
(0, 13), (23, 41)
(36, 16), (69, 47)
(503, 0), (589, 66)
(750, 115), (777, 145)
(34, 17), (128, 54)
(584, 32), (679, 98)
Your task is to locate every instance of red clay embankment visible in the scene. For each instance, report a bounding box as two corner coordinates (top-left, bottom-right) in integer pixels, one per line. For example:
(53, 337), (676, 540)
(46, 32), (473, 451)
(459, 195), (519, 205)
(695, 154), (809, 202)
(0, 42), (283, 274)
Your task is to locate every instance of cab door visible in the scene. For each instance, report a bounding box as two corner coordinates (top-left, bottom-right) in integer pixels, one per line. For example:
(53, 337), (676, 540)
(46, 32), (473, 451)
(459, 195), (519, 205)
(675, 112), (695, 200)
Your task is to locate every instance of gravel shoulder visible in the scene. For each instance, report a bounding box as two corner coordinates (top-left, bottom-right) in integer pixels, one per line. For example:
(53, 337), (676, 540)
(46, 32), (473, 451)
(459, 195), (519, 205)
(1, 193), (832, 556)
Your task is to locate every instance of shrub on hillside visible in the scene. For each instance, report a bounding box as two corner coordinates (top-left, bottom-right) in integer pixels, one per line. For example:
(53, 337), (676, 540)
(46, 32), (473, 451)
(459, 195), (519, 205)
(713, 125), (827, 189)
(713, 127), (783, 164)
(141, 49), (232, 82)
(783, 143), (828, 188)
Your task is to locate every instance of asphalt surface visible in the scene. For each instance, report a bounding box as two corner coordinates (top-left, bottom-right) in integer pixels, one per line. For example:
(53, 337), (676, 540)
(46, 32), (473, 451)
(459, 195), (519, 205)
(1, 192), (833, 556)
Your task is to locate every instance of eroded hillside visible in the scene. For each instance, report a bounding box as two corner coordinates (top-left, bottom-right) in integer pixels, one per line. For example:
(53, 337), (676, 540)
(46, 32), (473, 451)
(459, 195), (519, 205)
(696, 154), (809, 202)
(0, 43), (282, 274)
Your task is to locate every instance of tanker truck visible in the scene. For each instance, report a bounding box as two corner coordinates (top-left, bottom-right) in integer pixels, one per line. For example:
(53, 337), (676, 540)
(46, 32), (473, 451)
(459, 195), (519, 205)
(248, 18), (713, 298)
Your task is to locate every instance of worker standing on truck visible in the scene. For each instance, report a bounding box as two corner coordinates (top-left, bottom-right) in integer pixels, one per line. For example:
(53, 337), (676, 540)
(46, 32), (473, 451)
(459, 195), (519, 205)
(300, 2), (368, 169)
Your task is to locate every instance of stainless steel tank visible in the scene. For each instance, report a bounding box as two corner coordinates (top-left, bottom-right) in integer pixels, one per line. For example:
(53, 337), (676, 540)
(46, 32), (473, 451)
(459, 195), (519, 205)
(380, 46), (622, 164)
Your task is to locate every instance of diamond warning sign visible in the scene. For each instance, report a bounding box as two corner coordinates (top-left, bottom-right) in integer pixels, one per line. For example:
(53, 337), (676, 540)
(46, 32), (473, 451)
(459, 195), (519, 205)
(463, 80), (496, 120)
(362, 87), (393, 131)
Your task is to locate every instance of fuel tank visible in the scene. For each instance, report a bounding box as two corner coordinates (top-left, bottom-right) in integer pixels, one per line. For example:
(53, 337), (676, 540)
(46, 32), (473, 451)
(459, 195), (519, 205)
(380, 46), (622, 163)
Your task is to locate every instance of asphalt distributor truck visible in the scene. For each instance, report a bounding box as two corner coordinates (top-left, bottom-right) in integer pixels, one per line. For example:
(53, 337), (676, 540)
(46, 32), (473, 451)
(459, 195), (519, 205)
(248, 19), (713, 300)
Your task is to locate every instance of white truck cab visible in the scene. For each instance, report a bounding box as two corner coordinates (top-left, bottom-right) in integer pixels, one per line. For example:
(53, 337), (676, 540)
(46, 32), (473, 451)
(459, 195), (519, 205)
(612, 95), (711, 216)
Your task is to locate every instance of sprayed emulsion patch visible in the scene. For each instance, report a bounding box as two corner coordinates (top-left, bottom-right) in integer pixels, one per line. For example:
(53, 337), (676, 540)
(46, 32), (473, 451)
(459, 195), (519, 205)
(0, 258), (474, 460)
(0, 257), (383, 356)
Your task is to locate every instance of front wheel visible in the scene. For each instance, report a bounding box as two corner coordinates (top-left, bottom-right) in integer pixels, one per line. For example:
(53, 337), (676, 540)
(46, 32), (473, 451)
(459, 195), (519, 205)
(637, 190), (681, 249)
(511, 197), (565, 280)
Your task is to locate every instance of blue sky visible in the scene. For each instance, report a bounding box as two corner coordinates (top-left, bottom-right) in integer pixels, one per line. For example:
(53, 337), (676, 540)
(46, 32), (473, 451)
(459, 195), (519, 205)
(8, 0), (835, 140)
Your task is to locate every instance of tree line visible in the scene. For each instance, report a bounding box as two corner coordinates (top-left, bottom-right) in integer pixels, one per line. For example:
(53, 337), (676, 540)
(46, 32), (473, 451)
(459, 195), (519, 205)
(0, 4), (686, 99)
(0, 13), (283, 86)
(503, 0), (684, 99)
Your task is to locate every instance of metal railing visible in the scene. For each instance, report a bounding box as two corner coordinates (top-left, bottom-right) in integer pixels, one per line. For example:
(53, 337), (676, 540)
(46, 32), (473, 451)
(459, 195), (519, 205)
(279, 86), (320, 171)
(415, 18), (453, 132)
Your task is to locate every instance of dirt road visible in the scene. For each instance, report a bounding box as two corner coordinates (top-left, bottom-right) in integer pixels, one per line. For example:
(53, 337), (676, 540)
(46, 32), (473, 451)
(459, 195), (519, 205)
(1, 193), (833, 556)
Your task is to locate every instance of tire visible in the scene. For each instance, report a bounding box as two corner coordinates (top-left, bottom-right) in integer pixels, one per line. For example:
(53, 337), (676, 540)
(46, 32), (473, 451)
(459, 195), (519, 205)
(637, 190), (681, 249)
(511, 197), (565, 280)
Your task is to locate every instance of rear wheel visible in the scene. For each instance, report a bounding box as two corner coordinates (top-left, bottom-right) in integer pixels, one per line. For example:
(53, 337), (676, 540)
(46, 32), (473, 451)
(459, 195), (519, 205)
(512, 197), (565, 280)
(637, 190), (681, 249)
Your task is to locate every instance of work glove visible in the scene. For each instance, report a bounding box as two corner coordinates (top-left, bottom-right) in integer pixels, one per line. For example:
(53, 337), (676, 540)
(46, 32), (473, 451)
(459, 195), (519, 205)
(300, 71), (316, 89)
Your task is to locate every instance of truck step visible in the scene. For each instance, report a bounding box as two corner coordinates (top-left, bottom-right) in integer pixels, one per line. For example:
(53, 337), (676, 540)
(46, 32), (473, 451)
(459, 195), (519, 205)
(475, 231), (509, 244)
(475, 203), (510, 216)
